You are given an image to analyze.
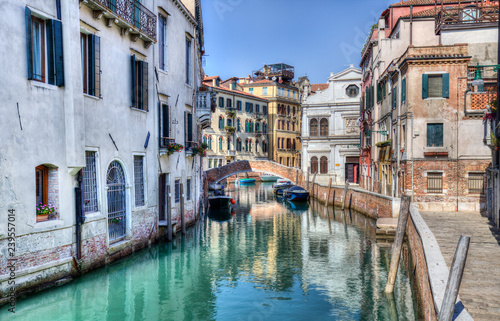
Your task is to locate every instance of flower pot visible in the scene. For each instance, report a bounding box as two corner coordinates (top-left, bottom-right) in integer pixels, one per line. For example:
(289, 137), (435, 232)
(37, 214), (49, 222)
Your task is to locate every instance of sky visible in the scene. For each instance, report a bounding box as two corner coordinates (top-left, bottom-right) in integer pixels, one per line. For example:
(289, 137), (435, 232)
(201, 0), (394, 84)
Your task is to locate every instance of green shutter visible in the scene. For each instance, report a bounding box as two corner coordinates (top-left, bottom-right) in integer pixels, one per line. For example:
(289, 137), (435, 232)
(184, 111), (188, 144)
(402, 78), (406, 103)
(26, 7), (33, 80)
(53, 20), (64, 87)
(392, 86), (397, 109)
(131, 55), (136, 107)
(188, 113), (193, 142)
(422, 74), (429, 99)
(93, 35), (101, 97)
(46, 21), (55, 85)
(442, 73), (449, 98)
(162, 104), (169, 138)
(88, 35), (95, 95)
(142, 61), (148, 110)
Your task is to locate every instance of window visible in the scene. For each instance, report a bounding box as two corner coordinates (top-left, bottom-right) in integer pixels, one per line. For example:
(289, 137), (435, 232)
(287, 89), (290, 97)
(36, 165), (48, 208)
(237, 118), (241, 132)
(185, 112), (193, 145)
(134, 156), (145, 207)
(227, 118), (232, 127)
(392, 85), (398, 109)
(427, 123), (443, 147)
(292, 122), (295, 132)
(256, 104), (260, 113)
(159, 103), (170, 147)
(219, 116), (224, 130)
(422, 74), (449, 98)
(219, 136), (223, 150)
(263, 122), (267, 133)
(208, 159), (213, 168)
(293, 91), (296, 99)
(249, 88), (254, 94)
(237, 100), (242, 111)
(35, 164), (58, 222)
(219, 97), (224, 108)
(227, 137), (231, 150)
(175, 179), (180, 203)
(311, 157), (318, 174)
(402, 78), (406, 103)
(263, 105), (268, 115)
(427, 172), (443, 193)
(131, 55), (148, 110)
(26, 7), (64, 86)
(263, 87), (268, 95)
(310, 119), (318, 136)
(81, 33), (101, 97)
(262, 141), (267, 153)
(227, 98), (232, 108)
(186, 38), (192, 85)
(208, 136), (212, 149)
(159, 14), (167, 71)
(83, 151), (99, 213)
(320, 157), (328, 174)
(320, 118), (328, 136)
(187, 178), (192, 200)
(346, 85), (359, 98)
(287, 122), (290, 131)
(468, 173), (484, 194)
(236, 139), (242, 151)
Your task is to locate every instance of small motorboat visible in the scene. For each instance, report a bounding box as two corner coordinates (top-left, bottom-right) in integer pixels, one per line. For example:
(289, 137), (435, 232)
(237, 178), (256, 184)
(283, 185), (310, 202)
(208, 183), (234, 209)
(207, 207), (233, 222)
(260, 174), (279, 182)
(273, 179), (293, 195)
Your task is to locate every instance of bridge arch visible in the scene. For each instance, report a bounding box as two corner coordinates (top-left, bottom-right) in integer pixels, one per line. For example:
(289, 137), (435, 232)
(205, 160), (304, 184)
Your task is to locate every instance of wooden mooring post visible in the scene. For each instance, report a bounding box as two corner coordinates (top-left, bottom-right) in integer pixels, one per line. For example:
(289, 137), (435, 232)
(326, 178), (332, 206)
(332, 190), (336, 207)
(306, 167), (310, 191)
(166, 185), (172, 241)
(438, 235), (470, 321)
(385, 195), (411, 293)
(342, 182), (349, 210)
(311, 173), (317, 197)
(349, 194), (352, 210)
(180, 183), (186, 235)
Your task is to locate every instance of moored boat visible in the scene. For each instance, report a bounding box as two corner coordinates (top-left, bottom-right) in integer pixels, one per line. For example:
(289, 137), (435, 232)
(208, 183), (233, 209)
(273, 179), (293, 195)
(260, 174), (280, 182)
(283, 185), (310, 202)
(237, 178), (256, 184)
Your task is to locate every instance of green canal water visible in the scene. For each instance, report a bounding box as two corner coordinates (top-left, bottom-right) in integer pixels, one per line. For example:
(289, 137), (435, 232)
(2, 182), (417, 320)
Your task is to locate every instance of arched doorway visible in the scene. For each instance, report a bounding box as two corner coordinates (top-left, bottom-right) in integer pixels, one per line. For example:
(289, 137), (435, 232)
(107, 161), (126, 242)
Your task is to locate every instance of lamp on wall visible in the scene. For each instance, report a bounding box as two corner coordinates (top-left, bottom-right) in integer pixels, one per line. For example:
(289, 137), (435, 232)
(472, 63), (485, 92)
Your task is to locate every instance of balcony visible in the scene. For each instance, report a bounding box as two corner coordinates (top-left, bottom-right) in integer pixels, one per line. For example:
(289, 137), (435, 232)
(185, 141), (199, 155)
(435, 5), (499, 34)
(159, 137), (175, 149)
(226, 150), (236, 157)
(197, 87), (215, 129)
(255, 113), (263, 120)
(81, 0), (156, 47)
(252, 63), (295, 82)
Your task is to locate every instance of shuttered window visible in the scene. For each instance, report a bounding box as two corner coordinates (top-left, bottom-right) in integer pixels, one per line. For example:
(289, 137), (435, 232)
(320, 118), (328, 136)
(81, 33), (101, 97)
(392, 85), (397, 109)
(187, 179), (191, 201)
(310, 119), (318, 136)
(134, 156), (145, 207)
(401, 78), (406, 103)
(26, 7), (64, 86)
(311, 157), (318, 174)
(320, 157), (328, 174)
(186, 38), (191, 85)
(83, 151), (99, 213)
(427, 123), (443, 147)
(175, 179), (180, 203)
(158, 15), (167, 71)
(227, 98), (232, 108)
(237, 100), (242, 111)
(131, 55), (148, 111)
(159, 103), (170, 148)
(422, 74), (449, 98)
(219, 97), (224, 108)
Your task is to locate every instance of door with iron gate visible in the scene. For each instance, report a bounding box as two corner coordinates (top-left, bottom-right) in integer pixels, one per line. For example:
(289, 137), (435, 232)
(107, 161), (126, 242)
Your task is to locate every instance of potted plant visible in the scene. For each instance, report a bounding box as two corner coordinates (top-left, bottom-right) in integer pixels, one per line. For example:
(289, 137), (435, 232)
(484, 99), (497, 123)
(112, 217), (123, 224)
(226, 110), (236, 118)
(37, 203), (55, 222)
(192, 145), (207, 157)
(166, 142), (184, 155)
(225, 126), (236, 134)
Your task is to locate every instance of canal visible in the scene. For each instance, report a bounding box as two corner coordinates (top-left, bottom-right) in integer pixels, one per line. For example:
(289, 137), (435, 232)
(2, 182), (417, 320)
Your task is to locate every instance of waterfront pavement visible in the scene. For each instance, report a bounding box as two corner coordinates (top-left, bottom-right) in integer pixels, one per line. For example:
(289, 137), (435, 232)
(420, 211), (500, 320)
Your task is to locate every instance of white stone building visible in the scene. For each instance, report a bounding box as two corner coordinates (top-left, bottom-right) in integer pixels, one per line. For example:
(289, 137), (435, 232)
(301, 66), (362, 186)
(0, 0), (206, 301)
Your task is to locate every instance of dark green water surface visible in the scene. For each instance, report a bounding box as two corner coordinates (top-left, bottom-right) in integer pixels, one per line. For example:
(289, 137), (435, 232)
(2, 182), (417, 320)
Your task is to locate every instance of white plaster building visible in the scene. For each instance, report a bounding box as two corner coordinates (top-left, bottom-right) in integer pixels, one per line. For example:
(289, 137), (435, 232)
(301, 66), (362, 186)
(0, 0), (206, 301)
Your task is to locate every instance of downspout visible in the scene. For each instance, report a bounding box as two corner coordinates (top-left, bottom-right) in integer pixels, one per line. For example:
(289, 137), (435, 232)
(410, 112), (414, 202)
(396, 65), (402, 198)
(410, 6), (413, 46)
(457, 76), (468, 211)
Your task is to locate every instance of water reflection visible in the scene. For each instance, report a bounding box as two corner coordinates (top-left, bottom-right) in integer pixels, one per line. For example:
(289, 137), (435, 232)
(2, 183), (416, 321)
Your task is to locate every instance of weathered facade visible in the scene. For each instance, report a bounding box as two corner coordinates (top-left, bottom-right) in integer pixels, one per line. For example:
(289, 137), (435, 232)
(201, 76), (269, 168)
(301, 66), (362, 186)
(359, 0), (496, 211)
(0, 0), (205, 302)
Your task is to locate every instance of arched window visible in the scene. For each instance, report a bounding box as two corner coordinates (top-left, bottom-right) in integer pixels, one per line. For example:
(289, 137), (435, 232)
(236, 138), (242, 151)
(277, 120), (281, 130)
(287, 121), (290, 131)
(237, 118), (241, 132)
(311, 157), (318, 174)
(292, 122), (295, 132)
(287, 138), (291, 150)
(263, 122), (267, 133)
(255, 122), (260, 132)
(208, 136), (212, 150)
(277, 139), (281, 149)
(310, 119), (318, 136)
(249, 139), (252, 152)
(320, 118), (329, 136)
(219, 136), (223, 150)
(245, 120), (249, 132)
(227, 137), (231, 150)
(203, 136), (207, 145)
(249, 121), (253, 132)
(263, 141), (267, 153)
(320, 156), (328, 174)
(256, 139), (259, 152)
(293, 106), (296, 116)
(292, 139), (296, 150)
(287, 105), (290, 115)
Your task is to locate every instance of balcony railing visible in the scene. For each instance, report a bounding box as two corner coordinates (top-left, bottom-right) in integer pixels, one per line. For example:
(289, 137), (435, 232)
(82, 0), (156, 42)
(159, 137), (175, 149)
(185, 141), (199, 153)
(226, 150), (236, 157)
(435, 5), (499, 34)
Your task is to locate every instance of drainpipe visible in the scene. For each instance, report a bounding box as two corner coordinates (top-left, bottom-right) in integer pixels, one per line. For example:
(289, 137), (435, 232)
(409, 112), (414, 202)
(457, 76), (468, 212)
(410, 6), (413, 46)
(396, 65), (402, 198)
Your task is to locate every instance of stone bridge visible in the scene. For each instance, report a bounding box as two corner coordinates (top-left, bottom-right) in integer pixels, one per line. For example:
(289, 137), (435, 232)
(205, 160), (304, 184)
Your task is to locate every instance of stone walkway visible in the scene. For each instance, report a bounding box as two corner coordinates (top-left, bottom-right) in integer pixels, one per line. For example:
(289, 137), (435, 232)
(420, 211), (500, 320)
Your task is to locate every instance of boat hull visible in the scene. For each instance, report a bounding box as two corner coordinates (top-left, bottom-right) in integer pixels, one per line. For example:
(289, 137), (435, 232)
(238, 178), (256, 184)
(208, 196), (232, 208)
(286, 192), (309, 202)
(260, 176), (279, 182)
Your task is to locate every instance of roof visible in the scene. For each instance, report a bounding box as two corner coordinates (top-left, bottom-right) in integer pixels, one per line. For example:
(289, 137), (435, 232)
(204, 83), (269, 102)
(239, 79), (274, 86)
(400, 7), (439, 18)
(204, 75), (220, 81)
(311, 83), (329, 92)
(390, 0), (475, 7)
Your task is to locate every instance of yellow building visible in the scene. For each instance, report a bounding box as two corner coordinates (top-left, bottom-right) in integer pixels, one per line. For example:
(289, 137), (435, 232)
(240, 64), (301, 168)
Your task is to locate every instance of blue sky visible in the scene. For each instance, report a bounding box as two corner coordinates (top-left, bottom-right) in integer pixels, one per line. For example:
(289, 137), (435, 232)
(201, 0), (393, 84)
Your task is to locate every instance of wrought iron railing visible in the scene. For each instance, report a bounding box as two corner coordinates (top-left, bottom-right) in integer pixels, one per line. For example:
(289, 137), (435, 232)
(185, 141), (199, 152)
(87, 0), (156, 40)
(436, 5), (499, 33)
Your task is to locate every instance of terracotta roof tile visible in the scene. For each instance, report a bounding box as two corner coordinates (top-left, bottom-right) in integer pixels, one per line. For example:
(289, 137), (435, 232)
(204, 84), (269, 102)
(311, 83), (329, 92)
(204, 75), (220, 80)
(390, 0), (475, 7)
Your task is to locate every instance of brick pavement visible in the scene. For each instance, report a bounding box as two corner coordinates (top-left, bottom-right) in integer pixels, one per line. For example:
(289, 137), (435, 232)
(420, 211), (500, 320)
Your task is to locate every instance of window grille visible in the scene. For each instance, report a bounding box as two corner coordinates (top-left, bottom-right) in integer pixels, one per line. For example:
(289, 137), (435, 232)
(468, 172), (484, 194)
(427, 172), (443, 193)
(175, 179), (180, 203)
(83, 151), (98, 213)
(187, 179), (192, 200)
(134, 156), (145, 206)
